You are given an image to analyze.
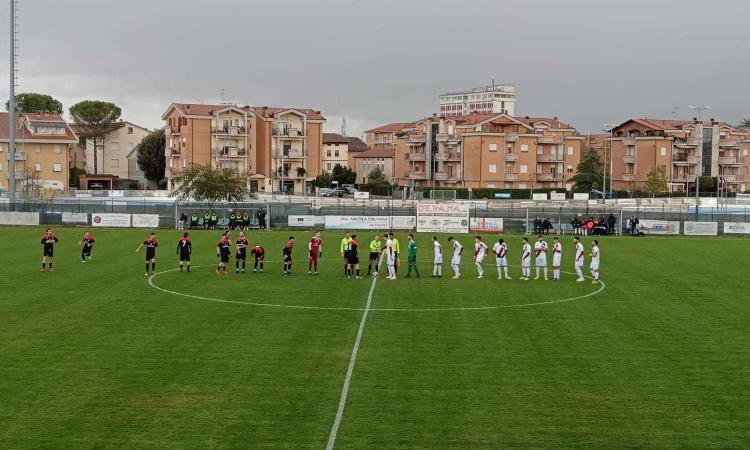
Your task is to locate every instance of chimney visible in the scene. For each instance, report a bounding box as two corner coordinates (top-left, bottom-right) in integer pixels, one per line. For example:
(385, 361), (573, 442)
(693, 117), (698, 123)
(553, 116), (558, 120)
(525, 115), (530, 119)
(710, 118), (715, 124)
(186, 105), (190, 111)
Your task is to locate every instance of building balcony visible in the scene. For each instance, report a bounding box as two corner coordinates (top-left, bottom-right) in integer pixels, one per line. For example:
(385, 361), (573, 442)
(672, 155), (698, 165)
(408, 134), (426, 144)
(623, 138), (636, 146)
(214, 147), (247, 158)
(719, 140), (740, 148)
(505, 133), (518, 142)
(504, 153), (518, 162)
(7, 153), (27, 161)
(14, 172), (27, 180)
(536, 173), (564, 181)
(671, 174), (695, 183)
(446, 153), (461, 161)
(166, 148), (181, 157)
(213, 126), (247, 136)
(407, 171), (428, 180)
(623, 155), (636, 164)
(675, 138), (700, 148)
(433, 172), (448, 181)
(721, 174), (739, 182)
(277, 152), (305, 160)
(373, 139), (393, 145)
(537, 154), (564, 163)
(537, 136), (561, 145)
(503, 173), (517, 181)
(273, 128), (304, 138)
(165, 126), (180, 136)
(436, 133), (460, 143)
(622, 173), (637, 182)
(719, 156), (742, 166)
(408, 152), (426, 161)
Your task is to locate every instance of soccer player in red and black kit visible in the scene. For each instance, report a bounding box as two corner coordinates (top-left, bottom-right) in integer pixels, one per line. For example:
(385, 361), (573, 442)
(135, 232), (158, 275)
(216, 232), (232, 275)
(250, 245), (265, 272)
(177, 232), (192, 272)
(308, 231), (322, 275)
(235, 231), (249, 273)
(283, 236), (295, 276)
(345, 234), (362, 279)
(40, 229), (59, 272)
(79, 231), (95, 262)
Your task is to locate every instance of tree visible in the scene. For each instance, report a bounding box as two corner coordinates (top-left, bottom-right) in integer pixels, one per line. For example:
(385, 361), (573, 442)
(739, 118), (750, 128)
(331, 163), (356, 185)
(364, 168), (391, 195)
(6, 93), (63, 114)
(170, 164), (249, 202)
(69, 100), (122, 175)
(570, 147), (604, 193)
(644, 165), (668, 197)
(136, 128), (166, 183)
(311, 172), (332, 188)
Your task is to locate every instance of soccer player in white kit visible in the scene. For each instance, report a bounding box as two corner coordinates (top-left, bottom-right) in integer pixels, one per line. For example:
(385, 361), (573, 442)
(573, 236), (585, 282)
(385, 235), (397, 280)
(534, 235), (548, 280)
(431, 236), (443, 277)
(521, 237), (531, 280)
(589, 239), (601, 284)
(551, 237), (562, 281)
(474, 236), (488, 279)
(492, 238), (510, 280)
(448, 237), (463, 279)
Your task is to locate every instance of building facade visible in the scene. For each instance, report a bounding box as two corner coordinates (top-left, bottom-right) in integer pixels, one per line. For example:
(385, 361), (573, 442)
(353, 148), (395, 183)
(609, 119), (750, 193)
(380, 113), (583, 190)
(0, 112), (78, 191)
(439, 83), (517, 117)
(77, 121), (150, 180)
(162, 103), (325, 194)
(322, 133), (350, 172)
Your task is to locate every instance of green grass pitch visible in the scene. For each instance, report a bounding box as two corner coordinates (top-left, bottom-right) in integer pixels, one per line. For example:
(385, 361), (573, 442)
(1, 227), (748, 448)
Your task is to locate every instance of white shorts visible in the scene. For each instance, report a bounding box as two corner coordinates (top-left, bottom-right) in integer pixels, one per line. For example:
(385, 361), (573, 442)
(387, 255), (396, 266)
(434, 256), (442, 264)
(451, 256), (461, 266)
(590, 262), (599, 271)
(522, 259), (530, 268)
(495, 257), (507, 267)
(575, 260), (584, 268)
(475, 255), (485, 264)
(552, 255), (561, 266)
(535, 257), (547, 267)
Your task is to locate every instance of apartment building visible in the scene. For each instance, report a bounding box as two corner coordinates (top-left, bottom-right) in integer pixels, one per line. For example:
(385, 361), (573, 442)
(364, 122), (414, 150)
(74, 121), (150, 179)
(322, 133), (351, 172)
(0, 112), (78, 191)
(439, 83), (517, 117)
(388, 113), (583, 190)
(609, 118), (750, 192)
(353, 148), (395, 183)
(162, 103), (326, 194)
(346, 136), (369, 168)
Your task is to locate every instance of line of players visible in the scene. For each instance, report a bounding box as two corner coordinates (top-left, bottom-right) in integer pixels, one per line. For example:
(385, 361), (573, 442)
(38, 228), (601, 283)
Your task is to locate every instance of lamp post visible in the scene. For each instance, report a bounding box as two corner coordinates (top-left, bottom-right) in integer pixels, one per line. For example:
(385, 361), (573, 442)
(603, 123), (617, 199)
(689, 105), (710, 203)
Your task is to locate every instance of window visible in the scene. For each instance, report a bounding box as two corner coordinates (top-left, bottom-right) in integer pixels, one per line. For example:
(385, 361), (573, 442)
(128, 143), (134, 151)
(35, 145), (42, 154)
(111, 142), (119, 152)
(326, 163), (332, 171)
(520, 164), (528, 174)
(127, 127), (134, 135)
(486, 183), (496, 188)
(0, 143), (4, 152)
(0, 163), (3, 170)
(334, 150), (340, 158)
(35, 163), (42, 172)
(567, 146), (574, 155)
(660, 147), (667, 156)
(518, 183), (527, 189)
(111, 159), (120, 169)
(489, 164), (497, 173)
(53, 163), (62, 172)
(521, 144), (529, 152)
(182, 159), (187, 168)
(744, 149), (748, 156)
(326, 150), (331, 157)
(488, 143), (498, 152)
(567, 165), (573, 173)
(536, 146), (543, 155)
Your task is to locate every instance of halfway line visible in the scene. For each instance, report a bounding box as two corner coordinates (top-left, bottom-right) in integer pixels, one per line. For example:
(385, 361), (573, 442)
(325, 265), (380, 449)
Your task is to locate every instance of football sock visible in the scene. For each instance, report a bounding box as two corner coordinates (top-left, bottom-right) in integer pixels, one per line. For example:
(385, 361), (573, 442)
(146, 263), (150, 273)
(151, 262), (155, 272)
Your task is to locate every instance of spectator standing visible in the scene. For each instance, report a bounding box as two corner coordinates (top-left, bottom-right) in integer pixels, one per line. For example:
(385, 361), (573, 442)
(607, 213), (616, 235)
(258, 207), (267, 230)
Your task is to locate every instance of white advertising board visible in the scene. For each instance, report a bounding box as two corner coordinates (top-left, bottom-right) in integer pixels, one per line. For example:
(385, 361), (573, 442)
(736, 193), (750, 202)
(131, 214), (160, 228)
(573, 193), (590, 200)
(639, 219), (680, 235)
(390, 216), (416, 230)
(75, 190), (93, 198)
(723, 222), (750, 234)
(416, 203), (470, 234)
(353, 191), (370, 200)
(684, 221), (718, 236)
(62, 212), (88, 224)
(469, 217), (504, 233)
(0, 212), (40, 225)
(550, 193), (566, 201)
(92, 213), (131, 228)
(288, 215), (316, 227)
(532, 193), (548, 201)
(109, 190), (125, 197)
(325, 216), (391, 230)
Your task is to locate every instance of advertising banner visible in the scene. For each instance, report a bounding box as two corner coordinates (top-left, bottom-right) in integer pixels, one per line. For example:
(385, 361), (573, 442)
(288, 215), (316, 227)
(573, 193), (590, 200)
(92, 213), (131, 228)
(532, 193), (548, 201)
(0, 212), (40, 225)
(550, 193), (566, 201)
(736, 193), (750, 202)
(353, 191), (370, 200)
(469, 217), (504, 233)
(324, 216), (391, 230)
(416, 203), (470, 234)
(639, 219), (680, 235)
(131, 214), (160, 228)
(62, 212), (88, 224)
(390, 216), (416, 230)
(494, 192), (511, 199)
(723, 222), (750, 234)
(683, 221), (718, 236)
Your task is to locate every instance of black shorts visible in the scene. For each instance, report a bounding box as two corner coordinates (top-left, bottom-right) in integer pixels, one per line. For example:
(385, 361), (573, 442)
(369, 252), (379, 261)
(82, 245), (93, 256)
(283, 251), (292, 262)
(43, 248), (54, 257)
(146, 249), (156, 260)
(179, 252), (191, 262)
(254, 254), (264, 262)
(236, 249), (247, 260)
(345, 252), (359, 264)
(220, 251), (230, 263)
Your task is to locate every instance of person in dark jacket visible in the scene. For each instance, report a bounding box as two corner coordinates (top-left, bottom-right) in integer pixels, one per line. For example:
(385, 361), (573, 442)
(607, 214), (616, 235)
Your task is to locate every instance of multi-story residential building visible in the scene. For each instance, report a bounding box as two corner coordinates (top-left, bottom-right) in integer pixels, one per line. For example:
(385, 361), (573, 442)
(389, 113), (583, 190)
(609, 118), (750, 192)
(75, 121), (150, 179)
(353, 148), (395, 183)
(364, 122), (414, 150)
(322, 133), (351, 172)
(0, 112), (78, 191)
(162, 103), (326, 194)
(346, 136), (369, 168)
(439, 83), (517, 117)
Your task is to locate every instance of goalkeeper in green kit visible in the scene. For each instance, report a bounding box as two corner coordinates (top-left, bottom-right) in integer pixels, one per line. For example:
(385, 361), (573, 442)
(406, 233), (421, 278)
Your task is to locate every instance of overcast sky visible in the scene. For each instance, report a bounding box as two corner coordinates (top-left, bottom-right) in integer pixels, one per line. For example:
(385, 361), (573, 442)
(1, 0), (749, 136)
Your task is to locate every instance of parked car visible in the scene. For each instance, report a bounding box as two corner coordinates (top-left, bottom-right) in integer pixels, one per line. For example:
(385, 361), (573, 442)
(322, 188), (347, 198)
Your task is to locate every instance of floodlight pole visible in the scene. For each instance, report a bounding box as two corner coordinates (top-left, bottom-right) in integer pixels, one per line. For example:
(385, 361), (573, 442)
(8, 0), (17, 204)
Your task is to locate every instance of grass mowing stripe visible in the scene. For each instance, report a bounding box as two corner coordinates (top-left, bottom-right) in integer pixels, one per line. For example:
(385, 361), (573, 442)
(326, 260), (381, 450)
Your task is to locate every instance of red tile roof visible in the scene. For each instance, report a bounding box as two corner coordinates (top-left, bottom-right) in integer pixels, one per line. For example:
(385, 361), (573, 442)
(322, 132), (350, 144)
(516, 116), (575, 129)
(174, 103), (227, 116)
(250, 106), (325, 121)
(365, 122), (414, 133)
(353, 148), (395, 159)
(0, 112), (78, 142)
(168, 103), (325, 120)
(346, 137), (369, 152)
(617, 118), (735, 131)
